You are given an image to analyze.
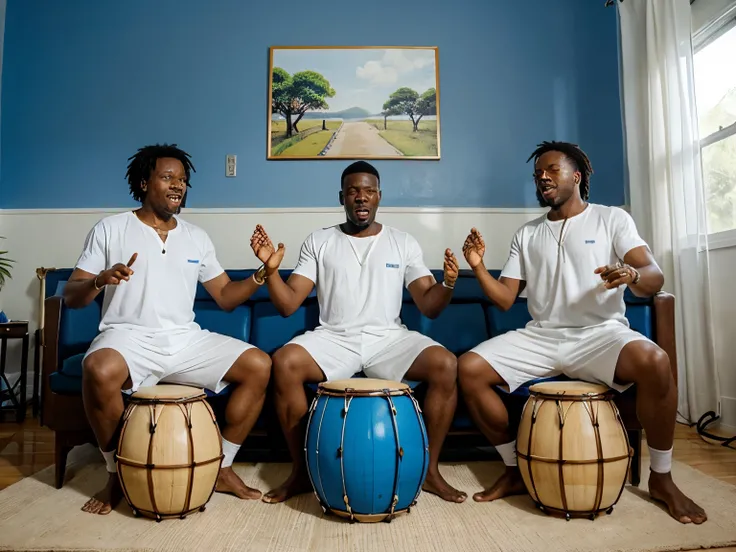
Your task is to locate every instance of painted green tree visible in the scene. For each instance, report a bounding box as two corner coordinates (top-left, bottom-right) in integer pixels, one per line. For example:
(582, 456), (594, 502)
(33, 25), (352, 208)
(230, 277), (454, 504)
(382, 87), (437, 132)
(271, 68), (335, 137)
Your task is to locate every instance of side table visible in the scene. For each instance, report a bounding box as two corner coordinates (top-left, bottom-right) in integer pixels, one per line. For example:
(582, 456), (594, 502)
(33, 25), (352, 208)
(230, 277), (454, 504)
(0, 321), (30, 423)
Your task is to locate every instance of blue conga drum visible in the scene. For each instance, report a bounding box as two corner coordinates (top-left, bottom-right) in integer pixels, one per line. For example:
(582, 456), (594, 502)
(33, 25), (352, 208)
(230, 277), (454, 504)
(305, 378), (429, 523)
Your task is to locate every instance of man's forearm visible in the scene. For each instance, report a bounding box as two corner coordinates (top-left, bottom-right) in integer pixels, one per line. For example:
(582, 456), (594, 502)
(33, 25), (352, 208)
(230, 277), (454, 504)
(63, 276), (102, 309)
(629, 264), (664, 297)
(418, 281), (454, 319)
(265, 271), (301, 316)
(473, 264), (515, 311)
(220, 276), (262, 311)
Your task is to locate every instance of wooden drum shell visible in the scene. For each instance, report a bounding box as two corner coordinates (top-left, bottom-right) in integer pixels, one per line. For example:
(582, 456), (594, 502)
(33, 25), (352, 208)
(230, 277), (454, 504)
(116, 385), (223, 521)
(516, 382), (632, 520)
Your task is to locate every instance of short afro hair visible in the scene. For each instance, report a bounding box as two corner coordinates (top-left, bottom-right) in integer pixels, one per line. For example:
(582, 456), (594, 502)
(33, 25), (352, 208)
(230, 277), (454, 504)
(341, 161), (380, 188)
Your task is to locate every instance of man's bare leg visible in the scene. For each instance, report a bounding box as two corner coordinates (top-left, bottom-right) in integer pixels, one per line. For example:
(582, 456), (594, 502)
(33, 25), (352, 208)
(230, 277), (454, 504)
(262, 344), (326, 503)
(404, 346), (466, 503)
(214, 348), (272, 500)
(457, 352), (526, 502)
(80, 349), (130, 515)
(614, 341), (707, 524)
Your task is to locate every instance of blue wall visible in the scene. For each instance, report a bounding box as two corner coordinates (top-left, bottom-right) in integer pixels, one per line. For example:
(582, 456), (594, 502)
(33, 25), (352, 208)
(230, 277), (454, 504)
(0, 0), (624, 209)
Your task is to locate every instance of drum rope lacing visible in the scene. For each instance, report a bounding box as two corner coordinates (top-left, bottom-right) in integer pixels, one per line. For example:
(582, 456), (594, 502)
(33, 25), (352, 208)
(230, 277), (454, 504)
(519, 389), (632, 519)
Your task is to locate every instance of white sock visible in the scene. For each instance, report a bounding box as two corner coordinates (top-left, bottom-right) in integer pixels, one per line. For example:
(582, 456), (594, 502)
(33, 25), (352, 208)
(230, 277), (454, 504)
(649, 445), (673, 474)
(495, 441), (518, 467)
(221, 438), (241, 468)
(101, 449), (117, 474)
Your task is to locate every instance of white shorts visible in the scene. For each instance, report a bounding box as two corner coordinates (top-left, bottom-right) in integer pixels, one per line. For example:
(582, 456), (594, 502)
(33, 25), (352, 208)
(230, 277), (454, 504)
(468, 321), (652, 393)
(289, 327), (443, 382)
(84, 328), (256, 393)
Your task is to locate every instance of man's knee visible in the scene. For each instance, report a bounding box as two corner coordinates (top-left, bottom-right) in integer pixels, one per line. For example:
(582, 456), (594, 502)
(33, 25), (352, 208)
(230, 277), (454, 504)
(272, 344), (317, 388)
(424, 348), (458, 389)
(82, 350), (128, 392)
(638, 347), (673, 393)
(228, 348), (272, 389)
(458, 352), (490, 392)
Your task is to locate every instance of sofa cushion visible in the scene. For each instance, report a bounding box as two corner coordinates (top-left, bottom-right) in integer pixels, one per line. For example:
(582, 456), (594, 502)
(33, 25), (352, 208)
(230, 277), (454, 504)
(60, 352), (85, 378)
(58, 297), (102, 361)
(194, 302), (251, 342)
(250, 300), (320, 354)
(624, 304), (652, 339)
(49, 371), (83, 395)
(401, 303), (488, 356)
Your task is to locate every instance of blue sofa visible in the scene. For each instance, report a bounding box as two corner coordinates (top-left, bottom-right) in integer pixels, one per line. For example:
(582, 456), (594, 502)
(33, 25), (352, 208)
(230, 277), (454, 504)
(40, 268), (677, 489)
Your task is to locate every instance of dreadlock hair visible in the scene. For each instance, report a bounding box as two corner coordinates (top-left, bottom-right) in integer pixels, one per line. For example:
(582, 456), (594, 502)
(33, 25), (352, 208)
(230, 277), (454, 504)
(526, 141), (593, 202)
(126, 143), (196, 205)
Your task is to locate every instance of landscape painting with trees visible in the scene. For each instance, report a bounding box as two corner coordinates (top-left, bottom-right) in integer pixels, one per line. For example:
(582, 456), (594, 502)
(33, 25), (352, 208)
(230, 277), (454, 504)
(267, 46), (440, 160)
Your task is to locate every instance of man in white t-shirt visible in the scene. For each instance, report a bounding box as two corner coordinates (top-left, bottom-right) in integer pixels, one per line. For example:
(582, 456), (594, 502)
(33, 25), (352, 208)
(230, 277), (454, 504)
(457, 141), (706, 524)
(64, 144), (272, 515)
(250, 161), (466, 504)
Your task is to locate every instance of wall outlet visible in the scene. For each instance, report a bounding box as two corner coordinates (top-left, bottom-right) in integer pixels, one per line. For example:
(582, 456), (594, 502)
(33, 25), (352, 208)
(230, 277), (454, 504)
(226, 154), (236, 177)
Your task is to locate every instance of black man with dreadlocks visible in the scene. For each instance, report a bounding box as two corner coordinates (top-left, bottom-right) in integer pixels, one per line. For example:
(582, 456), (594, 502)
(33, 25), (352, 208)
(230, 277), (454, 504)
(63, 144), (272, 515)
(457, 141), (706, 524)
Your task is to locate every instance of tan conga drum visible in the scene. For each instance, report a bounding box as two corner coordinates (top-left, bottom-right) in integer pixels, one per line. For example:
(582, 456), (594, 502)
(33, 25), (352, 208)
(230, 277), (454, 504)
(516, 381), (632, 520)
(116, 385), (223, 521)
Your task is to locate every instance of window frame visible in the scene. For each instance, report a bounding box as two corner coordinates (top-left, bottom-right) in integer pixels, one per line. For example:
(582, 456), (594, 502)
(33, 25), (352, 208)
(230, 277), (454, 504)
(692, 2), (736, 250)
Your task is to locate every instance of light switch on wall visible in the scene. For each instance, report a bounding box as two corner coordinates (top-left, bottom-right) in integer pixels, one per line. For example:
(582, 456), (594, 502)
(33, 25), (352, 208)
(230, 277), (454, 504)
(226, 154), (236, 177)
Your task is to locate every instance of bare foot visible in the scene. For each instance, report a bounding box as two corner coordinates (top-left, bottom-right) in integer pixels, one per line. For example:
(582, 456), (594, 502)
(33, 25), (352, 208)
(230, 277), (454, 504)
(215, 466), (262, 500)
(648, 470), (707, 524)
(422, 469), (467, 503)
(81, 472), (123, 515)
(473, 466), (527, 502)
(262, 470), (313, 504)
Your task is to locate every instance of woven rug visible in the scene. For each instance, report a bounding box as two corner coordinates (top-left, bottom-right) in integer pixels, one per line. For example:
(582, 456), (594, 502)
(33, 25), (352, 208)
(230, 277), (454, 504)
(0, 448), (734, 552)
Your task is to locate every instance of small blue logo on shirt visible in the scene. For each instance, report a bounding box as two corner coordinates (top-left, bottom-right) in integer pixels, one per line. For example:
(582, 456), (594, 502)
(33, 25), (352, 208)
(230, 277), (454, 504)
(187, 259), (200, 264)
(386, 263), (399, 269)
(585, 240), (596, 244)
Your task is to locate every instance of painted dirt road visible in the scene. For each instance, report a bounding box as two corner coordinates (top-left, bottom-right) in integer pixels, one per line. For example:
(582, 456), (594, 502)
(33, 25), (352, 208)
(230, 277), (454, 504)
(323, 121), (403, 157)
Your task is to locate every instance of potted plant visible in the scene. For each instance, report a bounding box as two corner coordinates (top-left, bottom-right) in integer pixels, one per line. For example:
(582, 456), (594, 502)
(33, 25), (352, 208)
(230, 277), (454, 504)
(0, 237), (14, 323)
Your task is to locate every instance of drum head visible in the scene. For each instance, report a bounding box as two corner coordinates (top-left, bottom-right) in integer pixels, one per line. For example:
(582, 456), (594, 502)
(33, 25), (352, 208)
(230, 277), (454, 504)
(528, 381), (610, 397)
(131, 384), (206, 402)
(319, 378), (409, 395)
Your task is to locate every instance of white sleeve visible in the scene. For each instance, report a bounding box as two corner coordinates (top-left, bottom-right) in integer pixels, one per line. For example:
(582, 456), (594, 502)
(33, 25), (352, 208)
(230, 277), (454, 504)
(404, 233), (433, 287)
(198, 232), (224, 283)
(499, 229), (526, 281)
(75, 222), (108, 276)
(611, 208), (648, 260)
(292, 235), (318, 284)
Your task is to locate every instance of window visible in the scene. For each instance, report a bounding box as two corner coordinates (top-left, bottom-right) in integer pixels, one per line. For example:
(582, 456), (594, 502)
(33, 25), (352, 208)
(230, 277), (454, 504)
(693, 11), (736, 242)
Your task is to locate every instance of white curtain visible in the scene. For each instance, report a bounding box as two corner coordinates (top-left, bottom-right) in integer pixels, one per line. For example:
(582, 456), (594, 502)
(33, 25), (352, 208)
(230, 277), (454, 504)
(617, 0), (720, 423)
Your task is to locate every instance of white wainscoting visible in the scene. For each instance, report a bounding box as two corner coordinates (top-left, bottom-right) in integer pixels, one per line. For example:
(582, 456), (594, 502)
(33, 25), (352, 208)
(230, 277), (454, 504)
(0, 206), (545, 397)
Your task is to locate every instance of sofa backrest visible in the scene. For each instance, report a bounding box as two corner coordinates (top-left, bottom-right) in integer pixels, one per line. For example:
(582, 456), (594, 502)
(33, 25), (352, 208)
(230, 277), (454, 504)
(47, 268), (655, 366)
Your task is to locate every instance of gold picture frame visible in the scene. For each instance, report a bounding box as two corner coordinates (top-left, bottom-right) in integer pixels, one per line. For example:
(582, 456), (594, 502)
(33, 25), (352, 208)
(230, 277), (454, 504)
(267, 46), (440, 160)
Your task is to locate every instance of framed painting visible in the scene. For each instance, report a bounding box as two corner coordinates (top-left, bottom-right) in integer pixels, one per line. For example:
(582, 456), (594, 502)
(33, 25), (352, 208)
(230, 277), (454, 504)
(267, 46), (440, 160)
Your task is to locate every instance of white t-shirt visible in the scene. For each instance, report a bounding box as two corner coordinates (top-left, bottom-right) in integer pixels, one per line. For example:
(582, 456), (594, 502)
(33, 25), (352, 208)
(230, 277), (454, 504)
(74, 211), (224, 338)
(501, 204), (648, 329)
(293, 225), (433, 333)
